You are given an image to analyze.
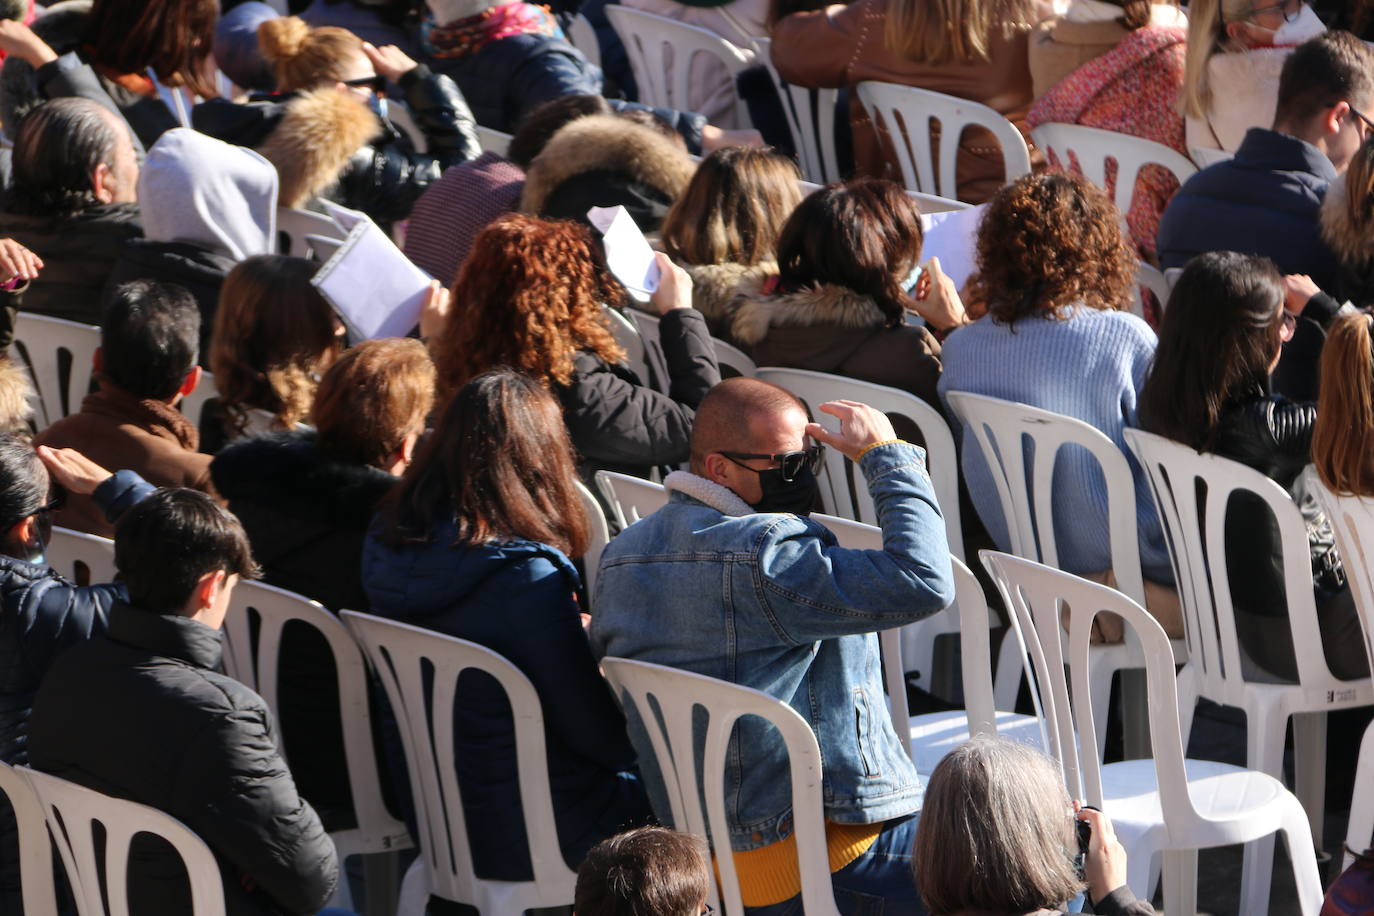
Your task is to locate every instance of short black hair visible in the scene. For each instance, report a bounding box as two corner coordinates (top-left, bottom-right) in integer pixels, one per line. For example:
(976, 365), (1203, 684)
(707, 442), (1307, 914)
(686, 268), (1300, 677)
(7, 97), (121, 219)
(101, 281), (201, 401)
(574, 827), (710, 916)
(114, 489), (259, 615)
(507, 94), (611, 169)
(1275, 31), (1374, 130)
(0, 435), (46, 533)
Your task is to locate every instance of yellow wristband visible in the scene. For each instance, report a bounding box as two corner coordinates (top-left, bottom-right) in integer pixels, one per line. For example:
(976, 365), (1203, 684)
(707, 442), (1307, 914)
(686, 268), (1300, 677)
(855, 439), (904, 461)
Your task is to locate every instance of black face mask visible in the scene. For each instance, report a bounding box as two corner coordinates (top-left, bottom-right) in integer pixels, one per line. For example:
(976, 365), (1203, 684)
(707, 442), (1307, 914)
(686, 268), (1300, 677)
(748, 466), (819, 516)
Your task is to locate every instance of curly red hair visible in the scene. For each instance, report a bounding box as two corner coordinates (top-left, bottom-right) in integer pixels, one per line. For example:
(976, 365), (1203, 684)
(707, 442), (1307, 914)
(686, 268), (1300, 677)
(433, 214), (627, 401)
(967, 172), (1136, 326)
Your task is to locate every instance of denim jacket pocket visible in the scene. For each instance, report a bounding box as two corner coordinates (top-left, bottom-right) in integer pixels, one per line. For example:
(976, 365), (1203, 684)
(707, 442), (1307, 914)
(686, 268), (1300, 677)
(852, 685), (877, 778)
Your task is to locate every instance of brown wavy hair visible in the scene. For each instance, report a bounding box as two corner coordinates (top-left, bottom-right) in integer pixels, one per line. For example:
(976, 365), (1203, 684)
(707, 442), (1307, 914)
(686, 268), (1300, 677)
(312, 338), (435, 468)
(1314, 312), (1374, 496)
(84, 0), (219, 99)
(210, 255), (343, 438)
(661, 147), (801, 267)
(968, 173), (1136, 327)
(376, 368), (588, 557)
(432, 214), (625, 402)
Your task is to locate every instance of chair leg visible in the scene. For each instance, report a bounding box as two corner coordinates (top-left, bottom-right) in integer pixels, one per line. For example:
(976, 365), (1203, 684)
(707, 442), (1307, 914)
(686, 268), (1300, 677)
(1280, 798), (1326, 916)
(1161, 847), (1198, 916)
(1344, 719), (1374, 870)
(1292, 711), (1328, 856)
(1240, 707), (1289, 916)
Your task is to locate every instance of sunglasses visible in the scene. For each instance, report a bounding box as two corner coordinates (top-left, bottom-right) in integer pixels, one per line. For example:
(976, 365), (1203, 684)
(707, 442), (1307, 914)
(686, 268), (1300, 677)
(719, 445), (825, 482)
(1349, 104), (1374, 140)
(342, 74), (386, 95)
(36, 487), (65, 516)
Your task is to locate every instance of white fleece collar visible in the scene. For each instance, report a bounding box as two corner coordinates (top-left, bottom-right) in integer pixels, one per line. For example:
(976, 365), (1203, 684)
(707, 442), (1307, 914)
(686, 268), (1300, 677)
(664, 470), (755, 517)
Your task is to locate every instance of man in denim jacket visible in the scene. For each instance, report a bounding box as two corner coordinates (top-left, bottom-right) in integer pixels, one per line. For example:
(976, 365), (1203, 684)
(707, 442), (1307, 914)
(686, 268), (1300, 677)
(590, 378), (956, 915)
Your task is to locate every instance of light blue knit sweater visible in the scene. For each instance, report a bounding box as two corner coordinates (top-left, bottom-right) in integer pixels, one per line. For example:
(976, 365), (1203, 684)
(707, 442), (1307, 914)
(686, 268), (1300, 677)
(937, 306), (1174, 584)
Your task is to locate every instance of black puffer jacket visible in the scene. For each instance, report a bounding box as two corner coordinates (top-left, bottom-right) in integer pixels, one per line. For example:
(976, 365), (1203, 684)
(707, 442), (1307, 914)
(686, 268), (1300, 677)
(557, 307), (720, 485)
(104, 240), (235, 360)
(28, 603), (339, 916)
(193, 64), (480, 225)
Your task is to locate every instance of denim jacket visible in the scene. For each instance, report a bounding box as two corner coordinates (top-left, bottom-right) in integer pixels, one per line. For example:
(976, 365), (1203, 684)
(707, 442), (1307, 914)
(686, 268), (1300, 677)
(589, 442), (955, 851)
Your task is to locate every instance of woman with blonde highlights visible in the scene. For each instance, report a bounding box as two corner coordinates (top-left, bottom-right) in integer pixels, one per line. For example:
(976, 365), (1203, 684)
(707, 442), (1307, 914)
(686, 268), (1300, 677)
(914, 736), (1153, 915)
(660, 147), (802, 334)
(1314, 312), (1374, 496)
(770, 0), (1037, 203)
(206, 254), (344, 452)
(432, 213), (720, 483)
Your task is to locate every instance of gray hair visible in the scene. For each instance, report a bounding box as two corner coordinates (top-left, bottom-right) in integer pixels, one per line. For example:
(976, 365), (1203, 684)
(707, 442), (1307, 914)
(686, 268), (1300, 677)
(912, 735), (1086, 914)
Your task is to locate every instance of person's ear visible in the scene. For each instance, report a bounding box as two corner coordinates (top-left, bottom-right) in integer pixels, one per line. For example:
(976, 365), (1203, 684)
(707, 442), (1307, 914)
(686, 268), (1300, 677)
(1224, 19), (1246, 41)
(91, 162), (115, 205)
(399, 432), (418, 466)
(10, 515), (36, 551)
(703, 452), (730, 485)
(1328, 101), (1352, 137)
(192, 568), (226, 613)
(177, 365), (203, 401)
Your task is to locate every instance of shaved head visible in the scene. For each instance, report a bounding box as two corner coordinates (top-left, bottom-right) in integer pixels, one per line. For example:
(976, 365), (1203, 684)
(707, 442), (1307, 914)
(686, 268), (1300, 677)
(689, 378), (807, 476)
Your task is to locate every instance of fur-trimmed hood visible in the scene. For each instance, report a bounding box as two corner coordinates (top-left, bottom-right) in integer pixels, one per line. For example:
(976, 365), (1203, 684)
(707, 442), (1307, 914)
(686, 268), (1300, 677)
(729, 282), (889, 347)
(519, 114), (695, 226)
(680, 260), (775, 335)
(251, 90), (381, 209)
(1320, 172), (1374, 270)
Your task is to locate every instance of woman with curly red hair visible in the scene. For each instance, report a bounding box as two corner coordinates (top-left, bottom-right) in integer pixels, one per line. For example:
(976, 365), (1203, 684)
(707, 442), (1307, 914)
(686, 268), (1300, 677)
(431, 213), (720, 483)
(938, 172), (1181, 640)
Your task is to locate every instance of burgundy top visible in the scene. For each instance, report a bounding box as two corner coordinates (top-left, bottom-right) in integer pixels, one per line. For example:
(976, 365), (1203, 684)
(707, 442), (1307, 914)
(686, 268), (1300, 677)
(402, 150), (524, 286)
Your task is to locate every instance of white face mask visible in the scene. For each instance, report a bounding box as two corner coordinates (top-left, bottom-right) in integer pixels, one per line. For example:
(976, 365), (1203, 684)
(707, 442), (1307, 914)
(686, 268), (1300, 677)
(1272, 3), (1327, 45)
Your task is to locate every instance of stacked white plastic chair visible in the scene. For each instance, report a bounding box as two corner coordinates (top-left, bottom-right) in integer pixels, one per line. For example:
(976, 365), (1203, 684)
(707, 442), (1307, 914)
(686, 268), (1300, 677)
(24, 767), (229, 916)
(577, 481), (610, 598)
(13, 312), (100, 429)
(752, 38), (842, 183)
(220, 581), (413, 914)
(980, 550), (1325, 916)
(276, 207), (345, 260)
(0, 762), (57, 916)
(853, 81), (1032, 201)
(341, 611), (578, 915)
(1125, 429), (1374, 913)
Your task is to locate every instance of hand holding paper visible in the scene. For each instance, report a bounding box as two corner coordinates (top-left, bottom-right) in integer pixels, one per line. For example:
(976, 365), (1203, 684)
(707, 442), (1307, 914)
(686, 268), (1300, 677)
(587, 205), (660, 302)
(648, 253), (693, 315)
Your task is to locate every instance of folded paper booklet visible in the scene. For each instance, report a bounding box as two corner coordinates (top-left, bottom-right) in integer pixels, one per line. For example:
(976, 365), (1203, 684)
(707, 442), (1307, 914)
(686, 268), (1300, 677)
(310, 201), (432, 341)
(919, 203), (986, 292)
(588, 205), (660, 303)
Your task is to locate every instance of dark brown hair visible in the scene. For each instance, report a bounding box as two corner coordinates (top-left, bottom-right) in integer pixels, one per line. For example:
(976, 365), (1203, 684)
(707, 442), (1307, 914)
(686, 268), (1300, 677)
(84, 0), (219, 99)
(211, 255), (344, 437)
(775, 178), (923, 328)
(431, 215), (625, 403)
(507, 94), (612, 170)
(574, 827), (711, 916)
(115, 488), (259, 615)
(1314, 312), (1374, 495)
(377, 368), (588, 557)
(969, 172), (1136, 327)
(1275, 30), (1374, 130)
(1138, 251), (1285, 451)
(661, 147), (802, 268)
(312, 338), (435, 468)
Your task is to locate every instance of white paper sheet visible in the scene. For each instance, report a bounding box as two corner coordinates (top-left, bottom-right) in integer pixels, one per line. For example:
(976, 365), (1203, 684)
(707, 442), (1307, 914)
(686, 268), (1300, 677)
(919, 204), (986, 292)
(588, 205), (660, 303)
(310, 201), (433, 342)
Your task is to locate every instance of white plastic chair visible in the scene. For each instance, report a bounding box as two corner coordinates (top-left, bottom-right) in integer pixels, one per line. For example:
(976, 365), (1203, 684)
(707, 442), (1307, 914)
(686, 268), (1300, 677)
(276, 207), (346, 260)
(577, 480), (610, 599)
(1124, 429), (1374, 913)
(180, 369), (215, 429)
(13, 312), (99, 429)
(1307, 477), (1374, 867)
(979, 551), (1325, 916)
(220, 581), (413, 912)
(45, 526), (116, 587)
(604, 5), (754, 130)
(945, 392), (1186, 759)
(475, 126), (512, 158)
(797, 178), (971, 214)
(600, 657), (840, 915)
(567, 13), (602, 69)
(1133, 262), (1170, 322)
(0, 762), (57, 916)
(23, 767), (228, 916)
(711, 336), (756, 379)
(1029, 123), (1197, 224)
(1190, 146), (1234, 168)
(752, 38), (841, 183)
(854, 81), (1032, 201)
(594, 470), (668, 532)
(340, 611), (578, 916)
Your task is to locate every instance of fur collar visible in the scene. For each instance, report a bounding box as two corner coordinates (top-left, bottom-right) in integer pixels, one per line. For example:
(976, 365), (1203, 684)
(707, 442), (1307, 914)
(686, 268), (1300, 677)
(664, 470), (754, 516)
(729, 282), (888, 347)
(1320, 172), (1374, 269)
(681, 261), (774, 328)
(519, 114), (695, 215)
(254, 89), (380, 208)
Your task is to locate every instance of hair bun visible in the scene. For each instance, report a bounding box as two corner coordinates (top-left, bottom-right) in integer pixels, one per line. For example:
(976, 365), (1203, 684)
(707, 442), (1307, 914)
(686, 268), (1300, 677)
(257, 16), (311, 62)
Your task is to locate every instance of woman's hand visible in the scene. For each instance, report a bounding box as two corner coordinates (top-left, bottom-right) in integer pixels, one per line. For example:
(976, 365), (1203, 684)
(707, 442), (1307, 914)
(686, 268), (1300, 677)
(0, 21), (57, 69)
(649, 253), (693, 315)
(1076, 803), (1129, 905)
(361, 42), (418, 83)
(419, 280), (451, 339)
(0, 239), (42, 287)
(1283, 273), (1320, 315)
(910, 257), (967, 333)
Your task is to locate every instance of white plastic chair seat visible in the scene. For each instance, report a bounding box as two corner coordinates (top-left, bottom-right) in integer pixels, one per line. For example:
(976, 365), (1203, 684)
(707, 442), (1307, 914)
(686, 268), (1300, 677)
(907, 709), (1043, 775)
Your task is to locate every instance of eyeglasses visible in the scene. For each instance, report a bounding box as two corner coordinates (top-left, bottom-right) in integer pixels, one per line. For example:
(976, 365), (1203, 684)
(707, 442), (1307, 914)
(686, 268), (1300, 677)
(342, 74), (385, 95)
(718, 445), (825, 482)
(1350, 104), (1374, 141)
(1248, 0), (1303, 22)
(701, 905), (715, 915)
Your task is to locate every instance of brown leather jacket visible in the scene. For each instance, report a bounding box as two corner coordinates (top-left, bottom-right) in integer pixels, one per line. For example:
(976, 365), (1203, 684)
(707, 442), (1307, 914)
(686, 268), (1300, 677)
(770, 0), (1036, 203)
